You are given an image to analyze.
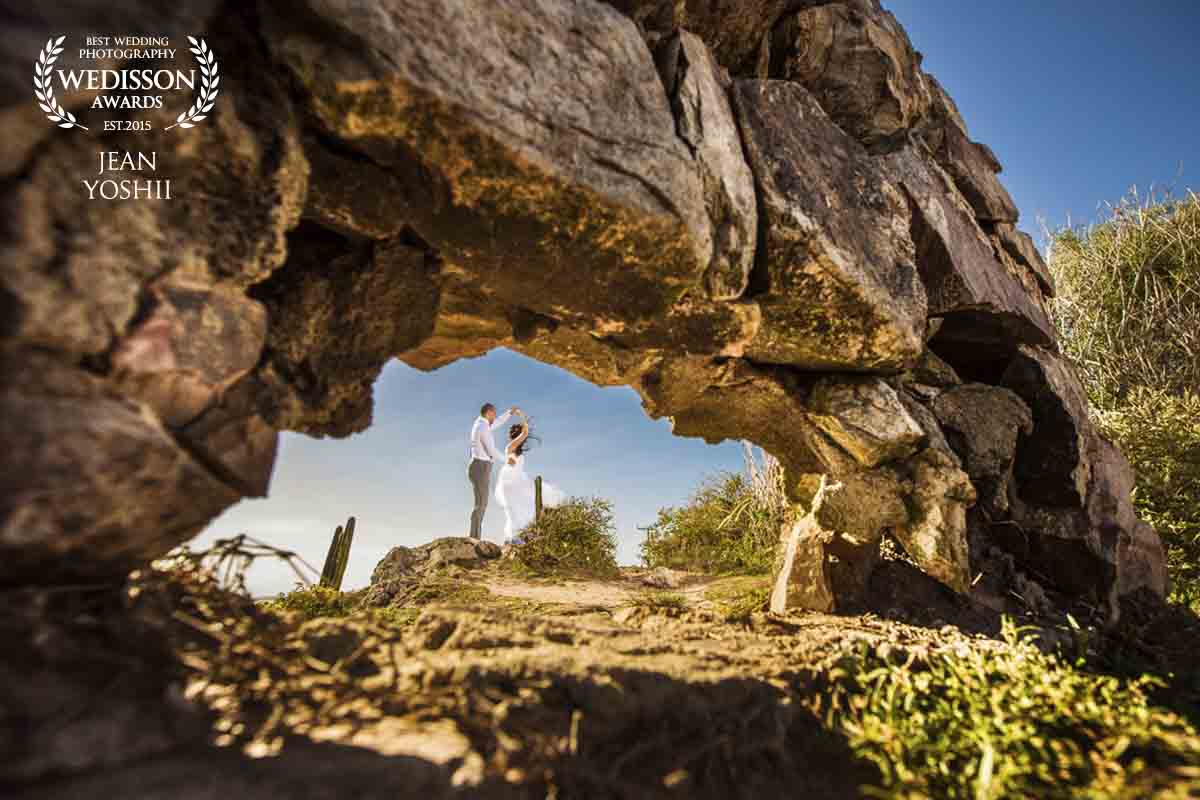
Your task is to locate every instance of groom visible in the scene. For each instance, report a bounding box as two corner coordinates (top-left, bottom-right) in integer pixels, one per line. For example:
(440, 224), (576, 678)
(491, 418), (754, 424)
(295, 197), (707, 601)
(467, 402), (519, 539)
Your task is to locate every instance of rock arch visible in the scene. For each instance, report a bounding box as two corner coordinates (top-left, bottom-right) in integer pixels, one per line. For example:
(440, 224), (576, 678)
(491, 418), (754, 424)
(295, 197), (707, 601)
(1, 0), (1165, 618)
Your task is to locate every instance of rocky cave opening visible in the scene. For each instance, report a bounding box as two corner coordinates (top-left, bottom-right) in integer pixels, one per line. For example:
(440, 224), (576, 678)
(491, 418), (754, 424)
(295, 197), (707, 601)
(3, 0), (1168, 618)
(2, 0), (1185, 790)
(192, 340), (757, 597)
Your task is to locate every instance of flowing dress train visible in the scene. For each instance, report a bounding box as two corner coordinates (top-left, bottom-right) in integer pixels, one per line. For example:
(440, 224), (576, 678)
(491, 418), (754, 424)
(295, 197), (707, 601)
(494, 454), (566, 544)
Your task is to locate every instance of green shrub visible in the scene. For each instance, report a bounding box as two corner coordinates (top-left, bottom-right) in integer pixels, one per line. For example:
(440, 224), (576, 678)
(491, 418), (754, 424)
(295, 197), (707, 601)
(513, 496), (619, 576)
(1049, 190), (1200, 608)
(1096, 391), (1200, 608)
(814, 619), (1200, 799)
(641, 445), (787, 574)
(261, 585), (362, 619)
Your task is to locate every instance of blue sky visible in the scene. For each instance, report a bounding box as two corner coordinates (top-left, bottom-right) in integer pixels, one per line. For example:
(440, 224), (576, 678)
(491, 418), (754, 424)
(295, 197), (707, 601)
(886, 0), (1200, 237)
(194, 2), (1199, 595)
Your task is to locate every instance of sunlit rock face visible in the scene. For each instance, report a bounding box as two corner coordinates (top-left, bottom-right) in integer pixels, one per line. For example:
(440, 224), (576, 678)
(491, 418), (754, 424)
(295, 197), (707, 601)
(0, 0), (1164, 613)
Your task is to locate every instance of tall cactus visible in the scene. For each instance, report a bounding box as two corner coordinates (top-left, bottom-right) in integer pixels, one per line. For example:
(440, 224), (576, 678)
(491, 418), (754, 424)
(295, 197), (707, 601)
(535, 476), (543, 521)
(319, 516), (355, 590)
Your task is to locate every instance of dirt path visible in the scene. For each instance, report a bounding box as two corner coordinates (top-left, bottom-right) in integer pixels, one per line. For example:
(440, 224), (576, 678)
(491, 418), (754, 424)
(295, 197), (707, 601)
(481, 566), (727, 611)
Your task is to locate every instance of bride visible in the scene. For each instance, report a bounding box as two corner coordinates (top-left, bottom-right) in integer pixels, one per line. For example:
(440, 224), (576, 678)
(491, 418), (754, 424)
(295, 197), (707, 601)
(494, 411), (566, 545)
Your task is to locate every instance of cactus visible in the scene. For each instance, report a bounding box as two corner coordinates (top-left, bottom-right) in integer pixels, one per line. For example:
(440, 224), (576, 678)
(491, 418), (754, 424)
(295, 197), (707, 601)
(319, 516), (355, 590)
(535, 476), (543, 521)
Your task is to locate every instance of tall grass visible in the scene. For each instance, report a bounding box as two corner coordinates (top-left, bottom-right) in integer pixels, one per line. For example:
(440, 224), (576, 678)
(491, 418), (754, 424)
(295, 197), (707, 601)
(1050, 188), (1200, 408)
(640, 444), (787, 574)
(1049, 189), (1200, 608)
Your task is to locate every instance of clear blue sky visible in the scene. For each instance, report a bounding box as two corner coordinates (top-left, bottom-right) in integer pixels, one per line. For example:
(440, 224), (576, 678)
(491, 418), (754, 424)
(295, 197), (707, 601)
(194, 2), (1199, 596)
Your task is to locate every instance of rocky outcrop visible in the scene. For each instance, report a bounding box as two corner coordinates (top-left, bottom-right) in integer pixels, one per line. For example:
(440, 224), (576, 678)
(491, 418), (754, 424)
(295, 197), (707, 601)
(0, 0), (1163, 631)
(1000, 347), (1168, 607)
(362, 538), (502, 607)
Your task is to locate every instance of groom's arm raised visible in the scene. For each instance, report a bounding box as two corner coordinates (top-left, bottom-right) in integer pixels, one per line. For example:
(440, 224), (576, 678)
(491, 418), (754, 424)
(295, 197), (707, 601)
(489, 406), (516, 429)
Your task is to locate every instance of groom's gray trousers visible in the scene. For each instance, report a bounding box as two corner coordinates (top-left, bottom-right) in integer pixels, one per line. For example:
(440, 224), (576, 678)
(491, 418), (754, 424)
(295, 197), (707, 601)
(468, 458), (492, 539)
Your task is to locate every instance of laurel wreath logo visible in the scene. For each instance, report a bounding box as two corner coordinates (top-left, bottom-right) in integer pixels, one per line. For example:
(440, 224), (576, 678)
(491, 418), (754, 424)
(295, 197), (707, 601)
(165, 36), (219, 130)
(34, 35), (87, 131)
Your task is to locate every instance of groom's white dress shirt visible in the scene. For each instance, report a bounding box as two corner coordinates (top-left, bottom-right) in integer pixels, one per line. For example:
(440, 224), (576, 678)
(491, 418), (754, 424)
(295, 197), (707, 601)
(469, 411), (512, 463)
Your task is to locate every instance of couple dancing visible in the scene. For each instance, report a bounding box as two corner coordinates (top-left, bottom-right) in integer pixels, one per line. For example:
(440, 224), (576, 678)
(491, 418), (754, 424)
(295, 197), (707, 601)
(467, 403), (566, 545)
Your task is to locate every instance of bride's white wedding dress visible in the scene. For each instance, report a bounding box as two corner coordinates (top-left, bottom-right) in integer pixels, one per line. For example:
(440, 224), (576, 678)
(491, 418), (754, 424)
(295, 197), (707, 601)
(495, 453), (566, 544)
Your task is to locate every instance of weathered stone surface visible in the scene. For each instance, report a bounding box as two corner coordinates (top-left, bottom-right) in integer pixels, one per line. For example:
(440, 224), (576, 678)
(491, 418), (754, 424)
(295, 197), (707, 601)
(1001, 346), (1091, 507)
(111, 282), (268, 428)
(883, 144), (1054, 349)
(808, 377), (924, 468)
(808, 468), (909, 608)
(655, 31), (758, 300)
(769, 3), (931, 144)
(896, 387), (959, 458)
(902, 347), (962, 392)
(893, 448), (976, 594)
(603, 0), (825, 74)
(300, 136), (413, 240)
(931, 383), (1032, 516)
(604, 0), (910, 82)
(994, 345), (1167, 615)
(399, 268), (514, 373)
(1, 21), (307, 360)
(0, 348), (242, 578)
(770, 476), (838, 613)
(918, 74), (1019, 224)
(642, 566), (686, 589)
(177, 374), (280, 499)
(264, 0), (713, 329)
(732, 80), (926, 369)
(363, 537), (502, 607)
(640, 358), (846, 476)
(255, 231), (441, 437)
(994, 222), (1055, 297)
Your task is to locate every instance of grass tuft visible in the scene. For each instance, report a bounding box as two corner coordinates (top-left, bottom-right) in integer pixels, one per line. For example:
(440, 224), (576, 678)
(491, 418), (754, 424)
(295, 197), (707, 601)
(704, 575), (772, 621)
(627, 590), (688, 614)
(812, 618), (1200, 799)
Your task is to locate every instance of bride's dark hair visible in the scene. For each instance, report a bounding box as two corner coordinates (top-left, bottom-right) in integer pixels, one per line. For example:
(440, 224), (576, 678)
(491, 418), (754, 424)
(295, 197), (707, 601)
(508, 421), (541, 457)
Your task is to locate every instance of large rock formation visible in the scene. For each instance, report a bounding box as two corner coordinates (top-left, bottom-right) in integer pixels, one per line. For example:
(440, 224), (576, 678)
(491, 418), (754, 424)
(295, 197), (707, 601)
(0, 0), (1165, 625)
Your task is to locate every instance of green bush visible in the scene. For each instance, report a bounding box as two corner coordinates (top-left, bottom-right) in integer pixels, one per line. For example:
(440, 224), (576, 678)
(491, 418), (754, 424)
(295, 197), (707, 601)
(513, 496), (619, 576)
(640, 444), (789, 575)
(1049, 190), (1200, 608)
(261, 585), (361, 619)
(815, 619), (1200, 799)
